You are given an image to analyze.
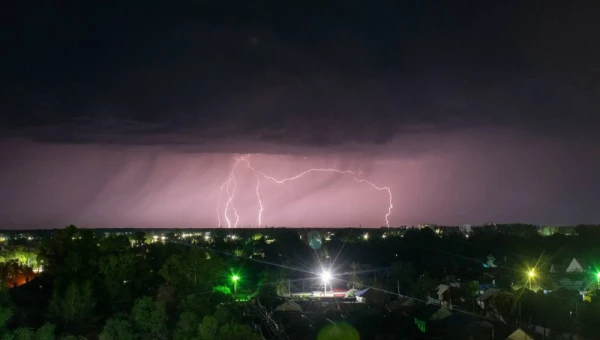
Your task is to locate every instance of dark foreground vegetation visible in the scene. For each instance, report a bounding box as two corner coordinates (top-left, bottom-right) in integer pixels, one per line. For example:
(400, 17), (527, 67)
(2, 224), (600, 339)
(1, 226), (265, 340)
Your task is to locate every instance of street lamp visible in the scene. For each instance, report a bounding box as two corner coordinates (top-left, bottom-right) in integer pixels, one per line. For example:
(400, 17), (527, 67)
(232, 275), (239, 298)
(596, 272), (600, 286)
(527, 269), (536, 290)
(320, 270), (331, 297)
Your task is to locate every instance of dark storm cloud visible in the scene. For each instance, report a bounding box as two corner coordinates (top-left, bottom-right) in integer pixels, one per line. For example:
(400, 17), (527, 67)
(1, 1), (600, 228)
(4, 72), (599, 151)
(2, 1), (599, 148)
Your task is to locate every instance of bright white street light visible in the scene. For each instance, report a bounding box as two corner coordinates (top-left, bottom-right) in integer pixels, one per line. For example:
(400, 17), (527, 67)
(319, 270), (332, 297)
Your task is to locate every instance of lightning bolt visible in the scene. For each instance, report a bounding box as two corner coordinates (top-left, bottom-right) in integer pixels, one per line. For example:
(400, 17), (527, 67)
(254, 171), (264, 226)
(217, 155), (394, 228)
(237, 156), (264, 227)
(259, 168), (393, 227)
(217, 156), (247, 228)
(352, 176), (393, 228)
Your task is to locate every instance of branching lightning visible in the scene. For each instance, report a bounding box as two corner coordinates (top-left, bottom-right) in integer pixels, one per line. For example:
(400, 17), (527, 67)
(239, 156), (264, 226)
(217, 155), (394, 228)
(217, 156), (246, 228)
(254, 171), (264, 226)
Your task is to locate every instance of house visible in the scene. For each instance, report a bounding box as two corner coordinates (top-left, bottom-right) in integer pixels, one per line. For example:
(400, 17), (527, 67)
(557, 277), (591, 292)
(564, 258), (588, 273)
(478, 280), (497, 294)
(412, 305), (453, 334)
(548, 258), (594, 293)
(444, 275), (462, 288)
(354, 288), (369, 303)
(476, 288), (498, 309)
(251, 248), (265, 259)
(511, 283), (543, 293)
(354, 287), (394, 305)
(549, 258), (589, 274)
(505, 328), (534, 340)
(428, 284), (465, 309)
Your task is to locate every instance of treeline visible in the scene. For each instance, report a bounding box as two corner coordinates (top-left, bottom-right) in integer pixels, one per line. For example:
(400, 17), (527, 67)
(4, 224), (600, 338)
(0, 225), (264, 339)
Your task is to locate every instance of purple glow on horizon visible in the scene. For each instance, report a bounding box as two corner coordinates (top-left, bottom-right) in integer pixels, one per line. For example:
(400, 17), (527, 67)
(0, 128), (598, 229)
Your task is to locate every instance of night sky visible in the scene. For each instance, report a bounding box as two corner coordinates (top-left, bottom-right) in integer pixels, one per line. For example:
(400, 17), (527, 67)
(1, 1), (599, 228)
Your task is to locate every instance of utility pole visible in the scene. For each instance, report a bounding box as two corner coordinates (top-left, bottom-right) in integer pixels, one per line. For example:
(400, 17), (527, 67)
(350, 262), (358, 289)
(397, 281), (400, 295)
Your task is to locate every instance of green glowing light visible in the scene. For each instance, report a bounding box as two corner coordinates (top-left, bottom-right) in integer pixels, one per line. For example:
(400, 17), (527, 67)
(212, 285), (232, 295)
(232, 275), (239, 282)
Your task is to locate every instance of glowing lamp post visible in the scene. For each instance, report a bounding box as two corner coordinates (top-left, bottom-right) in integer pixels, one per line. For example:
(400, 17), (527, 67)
(232, 275), (239, 298)
(527, 269), (536, 290)
(596, 272), (600, 286)
(320, 270), (331, 297)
